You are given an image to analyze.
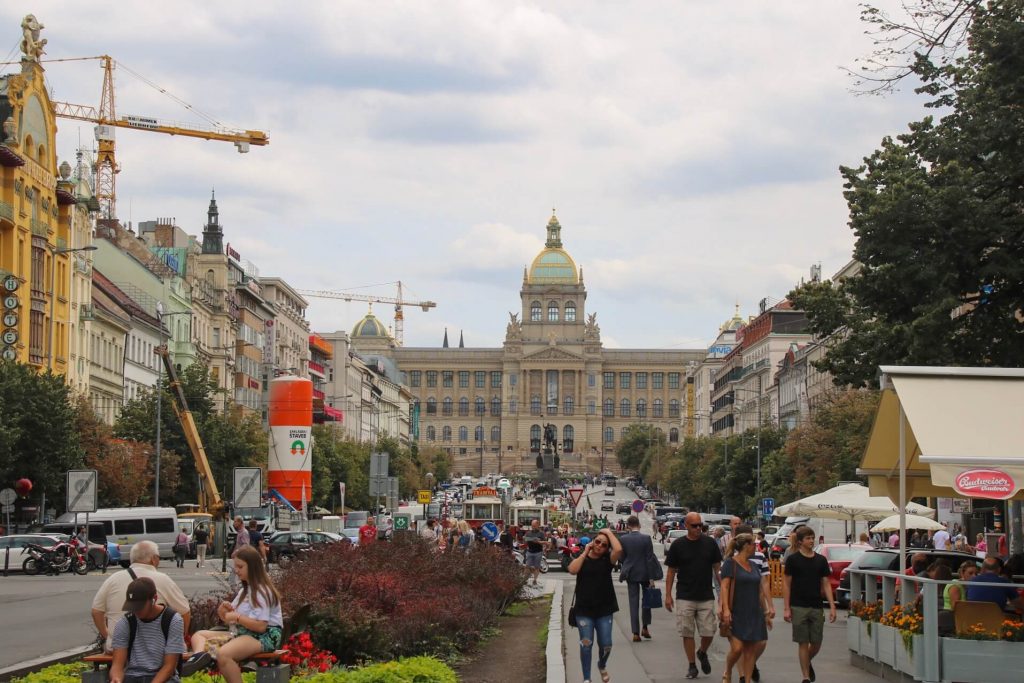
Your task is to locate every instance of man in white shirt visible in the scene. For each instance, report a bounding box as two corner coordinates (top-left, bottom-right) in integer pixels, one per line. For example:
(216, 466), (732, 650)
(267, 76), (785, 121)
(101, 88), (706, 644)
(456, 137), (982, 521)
(91, 540), (191, 653)
(931, 527), (950, 551)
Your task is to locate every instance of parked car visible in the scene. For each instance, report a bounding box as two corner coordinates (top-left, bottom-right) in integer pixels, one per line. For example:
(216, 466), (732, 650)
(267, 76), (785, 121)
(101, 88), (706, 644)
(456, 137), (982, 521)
(769, 537), (790, 560)
(615, 502), (632, 515)
(836, 548), (980, 607)
(338, 528), (360, 546)
(815, 544), (872, 593)
(662, 529), (686, 556)
(600, 500), (614, 512)
(266, 531), (343, 565)
(0, 534), (63, 571)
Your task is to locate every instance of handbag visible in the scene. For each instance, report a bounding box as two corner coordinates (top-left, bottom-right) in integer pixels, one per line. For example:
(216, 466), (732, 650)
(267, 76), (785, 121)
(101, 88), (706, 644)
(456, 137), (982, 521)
(567, 585), (578, 628)
(642, 585), (663, 609)
(719, 560), (736, 638)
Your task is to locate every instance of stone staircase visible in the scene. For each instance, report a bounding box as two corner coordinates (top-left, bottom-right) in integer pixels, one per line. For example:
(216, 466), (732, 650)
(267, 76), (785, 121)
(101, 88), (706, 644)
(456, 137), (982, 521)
(450, 452), (625, 477)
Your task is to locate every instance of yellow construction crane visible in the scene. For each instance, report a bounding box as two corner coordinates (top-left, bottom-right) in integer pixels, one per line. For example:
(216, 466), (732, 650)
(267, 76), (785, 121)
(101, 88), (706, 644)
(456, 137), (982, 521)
(298, 281), (437, 346)
(47, 55), (268, 219)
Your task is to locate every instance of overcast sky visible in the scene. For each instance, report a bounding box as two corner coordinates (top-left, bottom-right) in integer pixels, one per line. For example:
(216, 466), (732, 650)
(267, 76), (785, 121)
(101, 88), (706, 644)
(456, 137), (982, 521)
(2, 2), (927, 350)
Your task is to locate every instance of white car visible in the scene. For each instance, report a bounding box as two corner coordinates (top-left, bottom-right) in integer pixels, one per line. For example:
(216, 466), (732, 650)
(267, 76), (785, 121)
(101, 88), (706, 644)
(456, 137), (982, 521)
(662, 529), (686, 556)
(0, 534), (63, 570)
(600, 499), (615, 511)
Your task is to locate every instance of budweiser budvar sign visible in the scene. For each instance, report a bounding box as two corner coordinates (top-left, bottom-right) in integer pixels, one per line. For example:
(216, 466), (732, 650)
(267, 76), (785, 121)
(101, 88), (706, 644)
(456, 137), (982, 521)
(953, 468), (1016, 499)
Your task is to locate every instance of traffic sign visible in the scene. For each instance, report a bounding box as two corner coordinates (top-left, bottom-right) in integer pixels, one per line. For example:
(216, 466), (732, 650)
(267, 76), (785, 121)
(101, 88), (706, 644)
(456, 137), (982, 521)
(66, 470), (98, 513)
(417, 489), (432, 504)
(234, 467), (262, 509)
(0, 488), (15, 506)
(631, 499), (645, 513)
(567, 487), (584, 508)
(593, 518), (608, 530)
(393, 514), (410, 531)
(762, 497), (775, 518)
(480, 521), (500, 542)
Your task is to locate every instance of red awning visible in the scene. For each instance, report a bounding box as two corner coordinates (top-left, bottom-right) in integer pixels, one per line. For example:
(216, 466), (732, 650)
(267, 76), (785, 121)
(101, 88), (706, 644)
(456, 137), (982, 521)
(323, 406), (344, 421)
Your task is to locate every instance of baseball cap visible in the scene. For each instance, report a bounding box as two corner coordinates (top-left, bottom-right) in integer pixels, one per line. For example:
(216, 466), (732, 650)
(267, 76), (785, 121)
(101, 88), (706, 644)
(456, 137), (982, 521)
(122, 577), (157, 611)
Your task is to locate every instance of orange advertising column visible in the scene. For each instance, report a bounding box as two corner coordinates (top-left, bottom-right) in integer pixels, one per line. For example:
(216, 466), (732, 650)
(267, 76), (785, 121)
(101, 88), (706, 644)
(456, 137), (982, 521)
(267, 376), (313, 509)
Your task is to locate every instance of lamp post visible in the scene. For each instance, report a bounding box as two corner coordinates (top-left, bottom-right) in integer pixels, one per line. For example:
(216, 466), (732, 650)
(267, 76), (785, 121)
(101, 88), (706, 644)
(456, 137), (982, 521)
(46, 244), (97, 371)
(154, 303), (191, 507)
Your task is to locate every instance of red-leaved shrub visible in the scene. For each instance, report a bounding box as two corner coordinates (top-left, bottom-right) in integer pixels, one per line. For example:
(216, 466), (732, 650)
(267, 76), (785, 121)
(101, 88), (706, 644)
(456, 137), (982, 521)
(277, 534), (527, 663)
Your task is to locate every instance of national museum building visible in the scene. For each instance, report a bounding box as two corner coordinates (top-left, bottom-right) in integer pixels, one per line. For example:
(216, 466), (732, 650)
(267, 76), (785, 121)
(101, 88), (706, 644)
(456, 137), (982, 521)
(350, 215), (704, 474)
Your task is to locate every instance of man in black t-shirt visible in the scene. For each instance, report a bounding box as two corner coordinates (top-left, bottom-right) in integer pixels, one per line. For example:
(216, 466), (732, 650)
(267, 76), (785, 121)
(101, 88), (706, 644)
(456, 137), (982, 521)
(783, 526), (836, 683)
(664, 512), (722, 679)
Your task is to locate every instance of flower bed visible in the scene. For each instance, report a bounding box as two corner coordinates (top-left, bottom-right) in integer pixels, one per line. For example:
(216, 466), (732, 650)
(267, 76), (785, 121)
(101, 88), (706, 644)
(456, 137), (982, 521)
(277, 534), (527, 664)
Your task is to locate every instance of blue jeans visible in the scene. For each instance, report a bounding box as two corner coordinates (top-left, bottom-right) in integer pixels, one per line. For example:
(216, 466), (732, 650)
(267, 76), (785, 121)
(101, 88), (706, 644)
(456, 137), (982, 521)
(576, 613), (614, 681)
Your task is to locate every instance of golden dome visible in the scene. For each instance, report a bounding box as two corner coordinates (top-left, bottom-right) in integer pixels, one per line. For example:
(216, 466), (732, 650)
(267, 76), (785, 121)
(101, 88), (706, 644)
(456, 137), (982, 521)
(352, 310), (390, 338)
(527, 213), (579, 285)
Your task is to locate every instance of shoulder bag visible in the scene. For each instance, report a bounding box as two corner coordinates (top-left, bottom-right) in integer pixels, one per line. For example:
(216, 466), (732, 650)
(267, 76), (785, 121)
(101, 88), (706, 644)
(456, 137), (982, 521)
(567, 582), (578, 628)
(719, 559), (736, 639)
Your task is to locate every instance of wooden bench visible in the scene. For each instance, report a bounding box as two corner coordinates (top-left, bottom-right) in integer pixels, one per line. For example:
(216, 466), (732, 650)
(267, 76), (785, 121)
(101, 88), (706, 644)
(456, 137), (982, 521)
(82, 650), (289, 683)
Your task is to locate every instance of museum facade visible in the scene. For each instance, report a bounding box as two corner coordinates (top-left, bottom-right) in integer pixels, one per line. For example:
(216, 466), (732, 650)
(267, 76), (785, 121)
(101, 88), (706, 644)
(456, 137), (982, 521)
(350, 214), (704, 474)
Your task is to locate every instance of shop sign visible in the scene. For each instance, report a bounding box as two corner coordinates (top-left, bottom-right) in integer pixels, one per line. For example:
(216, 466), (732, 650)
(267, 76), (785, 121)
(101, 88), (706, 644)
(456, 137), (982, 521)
(953, 468), (1016, 499)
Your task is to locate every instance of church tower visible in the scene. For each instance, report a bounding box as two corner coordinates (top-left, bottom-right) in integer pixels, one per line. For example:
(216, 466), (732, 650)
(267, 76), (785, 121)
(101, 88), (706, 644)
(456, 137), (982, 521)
(201, 191), (223, 255)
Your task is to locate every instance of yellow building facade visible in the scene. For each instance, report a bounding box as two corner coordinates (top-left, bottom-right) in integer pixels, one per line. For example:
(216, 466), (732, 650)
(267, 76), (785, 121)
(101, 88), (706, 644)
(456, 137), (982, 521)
(1, 54), (94, 374)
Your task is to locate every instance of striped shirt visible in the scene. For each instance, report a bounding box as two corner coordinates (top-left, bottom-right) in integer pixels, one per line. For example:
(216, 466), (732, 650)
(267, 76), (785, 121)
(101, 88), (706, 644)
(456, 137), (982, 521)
(111, 609), (185, 681)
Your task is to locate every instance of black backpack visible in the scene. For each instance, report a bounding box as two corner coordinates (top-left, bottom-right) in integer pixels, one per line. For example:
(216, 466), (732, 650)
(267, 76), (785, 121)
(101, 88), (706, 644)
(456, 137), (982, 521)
(126, 607), (182, 675)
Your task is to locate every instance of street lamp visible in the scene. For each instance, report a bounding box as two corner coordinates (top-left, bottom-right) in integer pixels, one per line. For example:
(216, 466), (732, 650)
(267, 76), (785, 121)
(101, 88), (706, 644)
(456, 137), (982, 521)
(46, 244), (97, 371)
(154, 302), (191, 507)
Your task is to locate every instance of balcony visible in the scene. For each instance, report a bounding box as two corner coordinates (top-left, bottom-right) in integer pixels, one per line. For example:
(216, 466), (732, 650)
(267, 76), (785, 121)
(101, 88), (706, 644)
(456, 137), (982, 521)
(79, 304), (94, 321)
(312, 388), (325, 401)
(307, 360), (325, 377)
(0, 200), (13, 223)
(30, 219), (49, 237)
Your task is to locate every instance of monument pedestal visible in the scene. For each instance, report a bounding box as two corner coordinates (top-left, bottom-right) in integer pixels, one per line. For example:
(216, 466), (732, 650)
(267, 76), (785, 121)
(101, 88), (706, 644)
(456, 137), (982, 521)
(537, 450), (561, 487)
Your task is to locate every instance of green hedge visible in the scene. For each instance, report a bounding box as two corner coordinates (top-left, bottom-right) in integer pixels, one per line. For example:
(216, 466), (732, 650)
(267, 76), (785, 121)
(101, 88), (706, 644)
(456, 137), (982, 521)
(14, 658), (453, 683)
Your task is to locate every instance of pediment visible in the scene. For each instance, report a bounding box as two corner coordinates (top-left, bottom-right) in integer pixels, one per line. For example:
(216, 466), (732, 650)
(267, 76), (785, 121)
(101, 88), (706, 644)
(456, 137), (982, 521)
(520, 347), (584, 362)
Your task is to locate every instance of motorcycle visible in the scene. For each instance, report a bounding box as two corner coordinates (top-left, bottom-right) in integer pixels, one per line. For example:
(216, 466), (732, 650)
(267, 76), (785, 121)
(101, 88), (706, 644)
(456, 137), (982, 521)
(558, 541), (583, 572)
(22, 540), (89, 576)
(511, 543), (549, 573)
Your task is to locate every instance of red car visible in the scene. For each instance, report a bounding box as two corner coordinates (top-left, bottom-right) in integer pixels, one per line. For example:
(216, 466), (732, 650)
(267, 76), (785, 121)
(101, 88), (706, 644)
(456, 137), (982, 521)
(815, 544), (872, 593)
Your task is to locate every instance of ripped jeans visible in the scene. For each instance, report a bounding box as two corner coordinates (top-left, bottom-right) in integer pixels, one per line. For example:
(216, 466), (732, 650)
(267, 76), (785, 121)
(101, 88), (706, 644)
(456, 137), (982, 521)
(576, 613), (614, 681)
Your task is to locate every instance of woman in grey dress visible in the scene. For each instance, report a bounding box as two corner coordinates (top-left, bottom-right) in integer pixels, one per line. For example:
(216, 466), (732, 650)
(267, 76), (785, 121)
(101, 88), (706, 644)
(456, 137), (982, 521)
(720, 533), (774, 683)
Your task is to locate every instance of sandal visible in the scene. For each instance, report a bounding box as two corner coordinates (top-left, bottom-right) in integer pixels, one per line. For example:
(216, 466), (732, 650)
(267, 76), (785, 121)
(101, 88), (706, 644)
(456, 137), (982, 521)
(599, 669), (610, 683)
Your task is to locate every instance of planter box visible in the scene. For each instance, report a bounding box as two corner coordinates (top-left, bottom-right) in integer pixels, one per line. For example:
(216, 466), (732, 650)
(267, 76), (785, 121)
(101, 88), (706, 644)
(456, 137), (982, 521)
(858, 619), (878, 660)
(876, 624), (898, 668)
(847, 615), (861, 653)
(894, 633), (924, 680)
(941, 637), (1024, 683)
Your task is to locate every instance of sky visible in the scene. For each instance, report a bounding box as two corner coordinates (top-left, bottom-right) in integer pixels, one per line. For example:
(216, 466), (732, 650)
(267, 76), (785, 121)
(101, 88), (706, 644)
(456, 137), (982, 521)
(1, 2), (929, 350)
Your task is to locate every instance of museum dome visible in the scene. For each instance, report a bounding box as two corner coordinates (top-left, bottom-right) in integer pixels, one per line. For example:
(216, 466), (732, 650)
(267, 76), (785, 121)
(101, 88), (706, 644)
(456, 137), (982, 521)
(527, 214), (579, 285)
(352, 309), (390, 339)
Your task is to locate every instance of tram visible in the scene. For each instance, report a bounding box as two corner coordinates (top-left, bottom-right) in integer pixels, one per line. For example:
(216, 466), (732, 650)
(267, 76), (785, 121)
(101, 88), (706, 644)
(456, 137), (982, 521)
(461, 486), (504, 530)
(509, 499), (551, 528)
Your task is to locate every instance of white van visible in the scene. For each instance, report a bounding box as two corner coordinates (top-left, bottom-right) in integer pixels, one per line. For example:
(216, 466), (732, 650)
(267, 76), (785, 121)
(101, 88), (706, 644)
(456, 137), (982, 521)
(775, 516), (852, 545)
(57, 507), (179, 558)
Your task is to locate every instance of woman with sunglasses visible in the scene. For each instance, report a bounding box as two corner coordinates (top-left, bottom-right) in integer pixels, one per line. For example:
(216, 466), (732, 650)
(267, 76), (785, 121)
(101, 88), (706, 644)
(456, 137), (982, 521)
(568, 528), (624, 683)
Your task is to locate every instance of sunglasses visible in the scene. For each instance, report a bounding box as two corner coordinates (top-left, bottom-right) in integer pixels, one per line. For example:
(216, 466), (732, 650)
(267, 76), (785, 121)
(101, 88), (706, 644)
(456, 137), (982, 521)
(687, 523), (702, 528)
(593, 539), (609, 547)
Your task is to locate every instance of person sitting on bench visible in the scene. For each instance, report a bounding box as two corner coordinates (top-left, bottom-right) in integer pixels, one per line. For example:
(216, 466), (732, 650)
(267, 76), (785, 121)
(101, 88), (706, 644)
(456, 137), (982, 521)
(109, 577), (185, 683)
(185, 546), (283, 683)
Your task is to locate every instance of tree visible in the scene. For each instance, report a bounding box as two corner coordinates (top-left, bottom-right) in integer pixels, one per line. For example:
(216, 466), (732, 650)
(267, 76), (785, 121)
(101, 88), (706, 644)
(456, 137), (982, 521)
(310, 428), (371, 512)
(793, 1), (1024, 387)
(0, 361), (83, 505)
(614, 423), (665, 476)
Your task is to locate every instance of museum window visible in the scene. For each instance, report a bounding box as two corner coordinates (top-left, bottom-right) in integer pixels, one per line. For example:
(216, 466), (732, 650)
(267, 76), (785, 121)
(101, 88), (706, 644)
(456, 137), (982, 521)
(531, 394), (541, 415)
(622, 427), (630, 441)
(475, 397), (485, 415)
(669, 427), (679, 443)
(442, 426), (452, 442)
(475, 371), (486, 388)
(587, 400), (596, 415)
(669, 372), (681, 389)
(603, 398), (614, 417)
(426, 397), (437, 414)
(509, 372), (517, 387)
(636, 398), (647, 418)
(491, 397), (501, 416)
(426, 426), (436, 441)
(530, 301), (541, 321)
(636, 372), (648, 389)
(459, 370), (469, 388)
(603, 372), (614, 389)
(459, 426), (468, 441)
(474, 426), (483, 442)
(588, 373), (596, 388)
(530, 424), (541, 452)
(459, 397), (469, 416)
(620, 398), (631, 417)
(426, 370), (437, 388)
(565, 302), (576, 322)
(669, 399), (680, 417)
(652, 372), (664, 389)
(491, 426), (500, 442)
(604, 427), (614, 443)
(509, 399), (518, 414)
(548, 301), (559, 322)
(563, 396), (574, 416)
(563, 425), (574, 453)
(442, 371), (453, 388)
(442, 397), (452, 416)
(653, 398), (664, 418)
(491, 371), (502, 388)
(620, 372), (631, 389)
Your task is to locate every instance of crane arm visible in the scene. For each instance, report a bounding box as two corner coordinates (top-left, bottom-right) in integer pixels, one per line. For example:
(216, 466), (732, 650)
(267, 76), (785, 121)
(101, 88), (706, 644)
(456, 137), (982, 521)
(298, 289), (437, 310)
(155, 346), (225, 517)
(52, 101), (269, 149)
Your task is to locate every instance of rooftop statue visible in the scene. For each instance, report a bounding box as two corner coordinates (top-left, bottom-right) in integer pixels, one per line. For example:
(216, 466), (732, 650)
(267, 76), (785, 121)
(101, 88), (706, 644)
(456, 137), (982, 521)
(20, 15), (46, 62)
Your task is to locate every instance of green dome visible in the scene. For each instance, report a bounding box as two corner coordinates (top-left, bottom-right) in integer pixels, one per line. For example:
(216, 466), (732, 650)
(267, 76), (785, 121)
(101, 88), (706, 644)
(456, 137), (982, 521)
(529, 248), (579, 284)
(352, 312), (389, 338)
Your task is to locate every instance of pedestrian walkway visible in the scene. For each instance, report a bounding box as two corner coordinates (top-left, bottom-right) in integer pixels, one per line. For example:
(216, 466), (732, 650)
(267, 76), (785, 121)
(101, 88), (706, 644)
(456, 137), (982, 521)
(560, 577), (881, 683)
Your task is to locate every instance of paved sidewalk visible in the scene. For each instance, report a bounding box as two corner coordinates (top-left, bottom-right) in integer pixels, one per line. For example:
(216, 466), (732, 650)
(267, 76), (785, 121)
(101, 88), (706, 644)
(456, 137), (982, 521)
(561, 578), (882, 683)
